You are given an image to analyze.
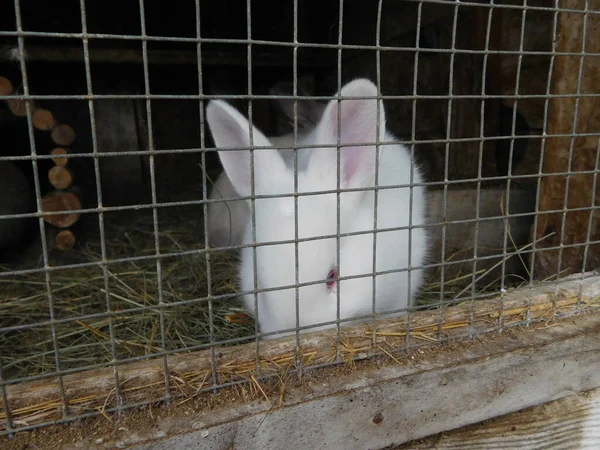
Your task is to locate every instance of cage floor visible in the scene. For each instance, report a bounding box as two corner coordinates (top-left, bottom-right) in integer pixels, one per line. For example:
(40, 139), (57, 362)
(0, 204), (530, 381)
(0, 208), (254, 380)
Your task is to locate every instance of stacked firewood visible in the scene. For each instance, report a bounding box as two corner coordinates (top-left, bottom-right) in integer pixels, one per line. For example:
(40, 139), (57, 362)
(1, 74), (79, 251)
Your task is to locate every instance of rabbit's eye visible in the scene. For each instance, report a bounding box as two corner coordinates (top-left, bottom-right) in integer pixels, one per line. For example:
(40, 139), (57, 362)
(326, 267), (338, 292)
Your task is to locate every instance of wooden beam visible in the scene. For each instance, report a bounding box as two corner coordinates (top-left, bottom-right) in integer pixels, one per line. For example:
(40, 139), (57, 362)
(16, 304), (600, 449)
(138, 314), (600, 450)
(18, 46), (336, 68)
(2, 274), (599, 446)
(533, 1), (600, 279)
(395, 387), (600, 449)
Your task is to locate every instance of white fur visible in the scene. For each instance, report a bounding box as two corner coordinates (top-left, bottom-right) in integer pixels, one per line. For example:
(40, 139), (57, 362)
(206, 79), (428, 338)
(206, 102), (323, 248)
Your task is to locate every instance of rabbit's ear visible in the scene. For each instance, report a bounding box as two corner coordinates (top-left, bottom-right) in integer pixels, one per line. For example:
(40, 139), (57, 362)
(311, 79), (384, 191)
(207, 100), (287, 198)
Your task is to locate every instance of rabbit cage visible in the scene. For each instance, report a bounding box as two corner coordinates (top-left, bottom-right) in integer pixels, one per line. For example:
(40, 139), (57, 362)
(0, 0), (600, 448)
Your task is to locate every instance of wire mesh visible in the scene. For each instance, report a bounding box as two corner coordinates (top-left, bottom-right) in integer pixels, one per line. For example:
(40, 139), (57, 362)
(0, 0), (599, 437)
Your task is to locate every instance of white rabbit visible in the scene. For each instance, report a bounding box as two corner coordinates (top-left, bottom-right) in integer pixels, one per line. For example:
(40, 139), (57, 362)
(206, 86), (326, 248)
(206, 79), (428, 338)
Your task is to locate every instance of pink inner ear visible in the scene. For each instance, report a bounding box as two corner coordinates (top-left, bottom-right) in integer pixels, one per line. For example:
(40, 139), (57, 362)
(333, 98), (378, 186)
(342, 146), (363, 182)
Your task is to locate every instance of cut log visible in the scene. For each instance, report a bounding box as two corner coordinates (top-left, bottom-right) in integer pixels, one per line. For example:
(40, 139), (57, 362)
(6, 98), (33, 117)
(40, 191), (81, 228)
(532, 1), (600, 279)
(55, 229), (76, 250)
(0, 76), (13, 96)
(32, 108), (57, 131)
(50, 124), (76, 146)
(48, 165), (73, 190)
(50, 147), (69, 167)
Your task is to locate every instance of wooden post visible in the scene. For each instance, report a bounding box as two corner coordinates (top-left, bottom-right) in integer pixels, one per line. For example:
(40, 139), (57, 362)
(533, 1), (600, 279)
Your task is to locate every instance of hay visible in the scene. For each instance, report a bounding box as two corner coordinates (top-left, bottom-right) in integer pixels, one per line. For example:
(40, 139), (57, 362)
(2, 274), (598, 433)
(0, 208), (253, 380)
(0, 204), (549, 381)
(0, 187), (588, 434)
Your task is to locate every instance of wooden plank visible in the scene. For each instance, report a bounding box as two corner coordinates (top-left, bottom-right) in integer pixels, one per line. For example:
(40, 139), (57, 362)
(394, 387), (600, 449)
(17, 46), (336, 68)
(2, 274), (600, 446)
(533, 1), (600, 279)
(57, 309), (600, 450)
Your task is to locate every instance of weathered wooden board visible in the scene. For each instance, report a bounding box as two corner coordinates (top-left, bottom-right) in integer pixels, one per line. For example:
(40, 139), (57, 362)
(533, 1), (600, 279)
(2, 274), (599, 449)
(395, 387), (600, 449)
(63, 308), (600, 450)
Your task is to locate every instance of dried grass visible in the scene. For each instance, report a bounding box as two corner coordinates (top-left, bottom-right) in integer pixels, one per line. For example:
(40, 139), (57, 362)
(0, 200), (555, 386)
(2, 278), (597, 433)
(0, 208), (253, 380)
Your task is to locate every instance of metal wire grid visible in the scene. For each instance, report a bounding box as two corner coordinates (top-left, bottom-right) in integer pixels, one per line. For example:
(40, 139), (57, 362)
(0, 0), (598, 436)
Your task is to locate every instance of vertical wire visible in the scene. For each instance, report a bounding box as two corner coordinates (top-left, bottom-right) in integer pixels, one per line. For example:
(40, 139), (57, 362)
(138, 0), (171, 403)
(195, 0), (218, 390)
(371, 0), (383, 347)
(470, 2), (495, 332)
(402, 1), (418, 346)
(437, 0), (461, 347)
(246, 0), (261, 373)
(292, 0), (303, 379)
(411, 2), (428, 340)
(79, 0), (123, 413)
(335, 0), (344, 361)
(13, 0), (69, 420)
(498, 0), (528, 328)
